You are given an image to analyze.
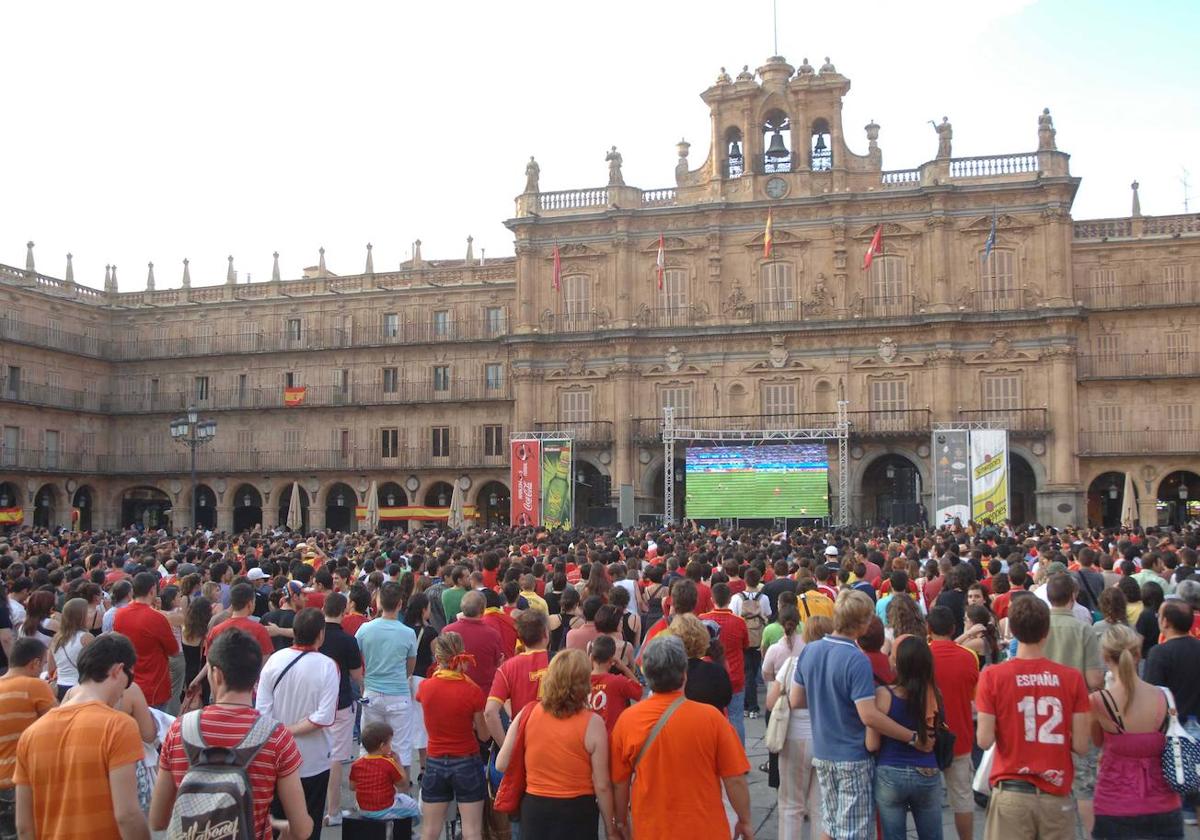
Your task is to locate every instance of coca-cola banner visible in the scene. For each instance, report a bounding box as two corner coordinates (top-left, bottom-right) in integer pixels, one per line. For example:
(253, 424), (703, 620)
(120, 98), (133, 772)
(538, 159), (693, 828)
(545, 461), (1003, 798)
(510, 439), (542, 526)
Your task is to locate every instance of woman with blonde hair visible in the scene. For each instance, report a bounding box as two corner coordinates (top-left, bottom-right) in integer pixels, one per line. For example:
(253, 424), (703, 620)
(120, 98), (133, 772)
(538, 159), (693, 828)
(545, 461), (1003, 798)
(50, 598), (93, 700)
(414, 631), (489, 840)
(668, 613), (731, 711)
(497, 648), (617, 840)
(1090, 622), (1182, 839)
(768, 613), (830, 840)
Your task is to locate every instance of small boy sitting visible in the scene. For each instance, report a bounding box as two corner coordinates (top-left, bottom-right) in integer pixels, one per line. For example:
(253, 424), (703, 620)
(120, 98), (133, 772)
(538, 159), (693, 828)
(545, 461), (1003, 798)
(349, 722), (422, 822)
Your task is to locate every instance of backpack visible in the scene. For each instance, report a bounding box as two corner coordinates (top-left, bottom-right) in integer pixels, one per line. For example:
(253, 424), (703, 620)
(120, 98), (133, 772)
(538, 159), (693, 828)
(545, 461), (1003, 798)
(166, 710), (276, 840)
(741, 592), (767, 648)
(796, 591), (834, 621)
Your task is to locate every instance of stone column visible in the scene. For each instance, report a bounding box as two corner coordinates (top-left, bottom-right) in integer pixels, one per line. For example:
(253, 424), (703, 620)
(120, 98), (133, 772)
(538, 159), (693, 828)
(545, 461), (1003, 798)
(1138, 494), (1159, 528)
(1040, 344), (1081, 524)
(217, 505), (233, 533)
(1041, 207), (1072, 306)
(309, 504), (325, 532)
(262, 499), (278, 530)
(926, 214), (952, 312)
(514, 240), (538, 334)
(611, 364), (635, 508)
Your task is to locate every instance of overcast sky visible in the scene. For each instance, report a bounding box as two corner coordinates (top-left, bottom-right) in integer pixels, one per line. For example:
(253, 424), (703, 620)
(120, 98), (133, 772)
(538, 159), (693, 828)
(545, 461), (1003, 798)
(3, 0), (1196, 291)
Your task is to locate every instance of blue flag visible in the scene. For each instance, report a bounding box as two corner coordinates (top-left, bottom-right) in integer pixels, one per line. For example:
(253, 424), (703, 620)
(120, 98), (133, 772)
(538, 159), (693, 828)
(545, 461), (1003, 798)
(982, 210), (997, 262)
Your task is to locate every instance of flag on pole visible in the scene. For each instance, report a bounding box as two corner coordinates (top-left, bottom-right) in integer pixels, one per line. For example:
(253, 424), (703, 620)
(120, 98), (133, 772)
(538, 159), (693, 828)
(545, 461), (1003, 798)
(656, 233), (665, 290)
(862, 224), (883, 270)
(763, 209), (774, 259)
(552, 242), (561, 292)
(982, 208), (998, 263)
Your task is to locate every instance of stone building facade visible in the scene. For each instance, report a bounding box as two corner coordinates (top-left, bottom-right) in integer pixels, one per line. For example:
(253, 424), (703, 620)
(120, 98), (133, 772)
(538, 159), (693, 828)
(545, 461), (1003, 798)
(2, 56), (1198, 532)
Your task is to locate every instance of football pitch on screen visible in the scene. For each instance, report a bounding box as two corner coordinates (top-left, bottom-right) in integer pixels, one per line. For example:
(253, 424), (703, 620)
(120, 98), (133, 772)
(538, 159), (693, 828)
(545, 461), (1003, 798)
(685, 469), (830, 518)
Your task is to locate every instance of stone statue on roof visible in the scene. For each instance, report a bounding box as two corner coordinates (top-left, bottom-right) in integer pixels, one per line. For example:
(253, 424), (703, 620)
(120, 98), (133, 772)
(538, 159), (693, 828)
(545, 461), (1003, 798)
(524, 156), (540, 193)
(606, 146), (624, 187)
(797, 57), (815, 75)
(931, 116), (952, 159)
(1038, 108), (1057, 151)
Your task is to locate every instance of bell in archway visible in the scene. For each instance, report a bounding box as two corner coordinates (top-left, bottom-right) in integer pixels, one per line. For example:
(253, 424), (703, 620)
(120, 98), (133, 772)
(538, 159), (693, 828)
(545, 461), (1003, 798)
(765, 130), (789, 158)
(729, 140), (743, 159)
(813, 134), (828, 152)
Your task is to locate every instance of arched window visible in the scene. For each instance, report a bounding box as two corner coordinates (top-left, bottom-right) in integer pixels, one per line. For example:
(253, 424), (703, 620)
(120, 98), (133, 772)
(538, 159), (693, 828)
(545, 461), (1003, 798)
(761, 110), (791, 173)
(810, 119), (832, 171)
(760, 262), (797, 319)
(724, 127), (745, 179)
(869, 255), (908, 316)
(978, 249), (1016, 309)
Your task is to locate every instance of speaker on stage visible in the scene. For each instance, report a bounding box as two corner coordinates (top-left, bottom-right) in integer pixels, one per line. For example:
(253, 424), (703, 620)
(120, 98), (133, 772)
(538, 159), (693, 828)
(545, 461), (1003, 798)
(586, 506), (618, 527)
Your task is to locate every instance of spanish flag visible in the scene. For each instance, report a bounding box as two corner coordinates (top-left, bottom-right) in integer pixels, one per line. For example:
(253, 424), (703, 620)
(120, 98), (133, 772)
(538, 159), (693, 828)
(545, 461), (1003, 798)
(0, 508), (22, 525)
(284, 386), (307, 407)
(763, 208), (774, 259)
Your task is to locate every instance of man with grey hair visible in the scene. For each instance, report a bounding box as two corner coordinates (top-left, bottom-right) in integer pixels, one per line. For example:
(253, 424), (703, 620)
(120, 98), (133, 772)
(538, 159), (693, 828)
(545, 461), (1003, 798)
(444, 590), (505, 690)
(609, 636), (753, 840)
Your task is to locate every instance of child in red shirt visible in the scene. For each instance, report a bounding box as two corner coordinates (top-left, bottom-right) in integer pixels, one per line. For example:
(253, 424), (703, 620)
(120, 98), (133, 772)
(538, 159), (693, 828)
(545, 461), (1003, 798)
(349, 722), (421, 821)
(587, 636), (643, 732)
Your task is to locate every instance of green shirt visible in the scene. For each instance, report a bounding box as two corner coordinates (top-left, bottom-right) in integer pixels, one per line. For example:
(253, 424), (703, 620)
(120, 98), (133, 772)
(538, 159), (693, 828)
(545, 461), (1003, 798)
(760, 621), (785, 652)
(442, 586), (467, 622)
(1044, 606), (1102, 679)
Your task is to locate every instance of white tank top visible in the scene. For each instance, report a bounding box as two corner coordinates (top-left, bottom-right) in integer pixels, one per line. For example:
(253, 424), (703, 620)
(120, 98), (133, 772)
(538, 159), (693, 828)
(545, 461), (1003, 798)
(53, 632), (87, 687)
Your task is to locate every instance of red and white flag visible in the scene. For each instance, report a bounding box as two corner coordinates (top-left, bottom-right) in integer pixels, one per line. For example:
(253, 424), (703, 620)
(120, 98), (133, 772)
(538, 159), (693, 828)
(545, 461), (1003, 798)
(862, 224), (883, 270)
(552, 243), (561, 291)
(656, 234), (665, 290)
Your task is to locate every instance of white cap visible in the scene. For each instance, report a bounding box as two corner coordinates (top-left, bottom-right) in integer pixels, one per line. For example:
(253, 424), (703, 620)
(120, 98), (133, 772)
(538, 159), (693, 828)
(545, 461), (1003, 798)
(247, 568), (268, 581)
(824, 545), (839, 556)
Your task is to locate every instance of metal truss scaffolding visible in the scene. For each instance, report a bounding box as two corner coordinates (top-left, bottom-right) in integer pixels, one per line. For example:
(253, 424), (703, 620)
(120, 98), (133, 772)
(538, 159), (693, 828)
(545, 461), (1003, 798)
(662, 401), (850, 527)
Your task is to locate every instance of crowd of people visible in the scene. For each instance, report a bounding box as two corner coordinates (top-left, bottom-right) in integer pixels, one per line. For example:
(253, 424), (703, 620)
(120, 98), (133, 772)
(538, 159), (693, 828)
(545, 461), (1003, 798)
(0, 517), (1197, 840)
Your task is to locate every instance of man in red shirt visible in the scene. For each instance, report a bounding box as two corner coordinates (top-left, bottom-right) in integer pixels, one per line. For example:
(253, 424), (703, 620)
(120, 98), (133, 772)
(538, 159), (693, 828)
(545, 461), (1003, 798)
(113, 571), (179, 710)
(304, 569), (334, 610)
(443, 591), (505, 691)
(700, 582), (750, 744)
(976, 595), (1090, 838)
(206, 583), (275, 656)
(990, 561), (1028, 621)
(482, 588), (518, 659)
(150, 628), (312, 840)
(927, 605), (980, 840)
(484, 611), (550, 743)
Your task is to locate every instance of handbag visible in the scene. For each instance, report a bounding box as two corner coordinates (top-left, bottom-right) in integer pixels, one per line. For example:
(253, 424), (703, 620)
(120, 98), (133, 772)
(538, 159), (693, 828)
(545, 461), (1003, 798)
(493, 701), (538, 814)
(764, 656), (797, 754)
(972, 745), (996, 795)
(1159, 686), (1200, 794)
(932, 694), (956, 771)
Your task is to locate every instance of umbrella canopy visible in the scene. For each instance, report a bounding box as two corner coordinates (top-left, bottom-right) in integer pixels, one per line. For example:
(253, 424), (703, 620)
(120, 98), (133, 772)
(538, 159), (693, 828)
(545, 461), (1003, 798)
(365, 480), (380, 532)
(286, 482), (303, 531)
(448, 481), (467, 531)
(1120, 472), (1138, 528)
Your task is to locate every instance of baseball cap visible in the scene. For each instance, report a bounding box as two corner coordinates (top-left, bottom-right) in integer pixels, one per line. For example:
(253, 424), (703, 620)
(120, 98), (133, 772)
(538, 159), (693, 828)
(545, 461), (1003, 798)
(176, 563), (198, 577)
(824, 545), (839, 556)
(247, 568), (268, 582)
(286, 580), (304, 598)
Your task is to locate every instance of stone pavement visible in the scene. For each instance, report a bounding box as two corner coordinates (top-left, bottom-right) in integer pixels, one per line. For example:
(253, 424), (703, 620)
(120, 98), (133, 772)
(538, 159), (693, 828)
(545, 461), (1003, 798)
(321, 707), (1200, 840)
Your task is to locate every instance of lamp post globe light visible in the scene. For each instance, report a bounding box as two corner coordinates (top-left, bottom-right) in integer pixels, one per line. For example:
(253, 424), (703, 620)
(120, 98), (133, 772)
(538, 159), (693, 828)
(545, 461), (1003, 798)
(170, 405), (217, 530)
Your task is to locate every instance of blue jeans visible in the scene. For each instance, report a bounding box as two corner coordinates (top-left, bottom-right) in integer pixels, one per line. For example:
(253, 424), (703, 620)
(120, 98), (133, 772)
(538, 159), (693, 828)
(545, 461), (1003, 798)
(743, 647), (763, 712)
(875, 764), (943, 840)
(728, 688), (745, 744)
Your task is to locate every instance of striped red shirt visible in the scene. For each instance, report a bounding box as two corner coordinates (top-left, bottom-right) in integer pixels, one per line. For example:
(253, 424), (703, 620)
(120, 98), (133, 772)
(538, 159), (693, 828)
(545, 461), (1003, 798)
(159, 705), (303, 840)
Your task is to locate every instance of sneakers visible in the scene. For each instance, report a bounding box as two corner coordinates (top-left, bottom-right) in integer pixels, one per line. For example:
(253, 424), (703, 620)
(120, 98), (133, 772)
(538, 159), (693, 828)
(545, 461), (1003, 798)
(747, 710), (760, 719)
(325, 811), (349, 827)
(1183, 809), (1197, 826)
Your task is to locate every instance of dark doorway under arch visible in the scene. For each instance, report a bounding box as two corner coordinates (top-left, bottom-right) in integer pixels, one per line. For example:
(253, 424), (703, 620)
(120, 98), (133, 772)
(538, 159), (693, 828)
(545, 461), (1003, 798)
(278, 484), (310, 533)
(233, 484), (263, 532)
(1157, 471), (1200, 527)
(862, 454), (923, 526)
(194, 484), (217, 530)
(478, 481), (510, 529)
(121, 486), (171, 530)
(1087, 472), (1129, 528)
(325, 483), (357, 533)
(1009, 454), (1038, 526)
(72, 486), (95, 531)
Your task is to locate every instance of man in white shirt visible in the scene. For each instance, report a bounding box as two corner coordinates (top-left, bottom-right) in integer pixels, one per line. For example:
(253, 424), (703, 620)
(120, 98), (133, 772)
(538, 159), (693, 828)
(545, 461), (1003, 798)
(7, 579), (30, 628)
(256, 607), (339, 839)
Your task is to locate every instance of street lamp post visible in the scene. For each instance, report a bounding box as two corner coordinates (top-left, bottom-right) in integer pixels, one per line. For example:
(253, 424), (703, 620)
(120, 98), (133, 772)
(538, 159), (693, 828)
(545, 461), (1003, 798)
(169, 405), (217, 530)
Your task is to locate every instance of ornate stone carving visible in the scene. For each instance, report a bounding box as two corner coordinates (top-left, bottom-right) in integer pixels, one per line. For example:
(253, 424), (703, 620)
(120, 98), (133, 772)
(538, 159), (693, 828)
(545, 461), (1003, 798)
(926, 348), (961, 363)
(849, 290), (864, 317)
(768, 335), (789, 369)
(723, 284), (753, 318)
(990, 332), (1013, 359)
(807, 273), (832, 314)
(877, 337), (898, 364)
(956, 286), (973, 309)
(1039, 344), (1077, 359)
(566, 351), (585, 376)
(665, 346), (684, 372)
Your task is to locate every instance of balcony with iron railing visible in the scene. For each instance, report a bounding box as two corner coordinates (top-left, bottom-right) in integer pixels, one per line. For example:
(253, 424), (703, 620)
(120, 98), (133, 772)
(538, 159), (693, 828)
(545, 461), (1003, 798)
(94, 445), (509, 475)
(0, 448), (98, 473)
(0, 377), (512, 414)
(1077, 353), (1200, 380)
(1079, 430), (1200, 456)
(861, 295), (915, 319)
(532, 421), (614, 446)
(957, 408), (1049, 436)
(629, 409), (930, 442)
(964, 288), (1026, 312)
(635, 306), (706, 328)
(1075, 279), (1200, 310)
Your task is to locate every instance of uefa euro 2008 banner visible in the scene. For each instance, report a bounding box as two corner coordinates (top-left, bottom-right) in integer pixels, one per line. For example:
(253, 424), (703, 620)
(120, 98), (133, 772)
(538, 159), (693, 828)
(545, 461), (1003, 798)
(933, 429), (1009, 526)
(510, 438), (574, 529)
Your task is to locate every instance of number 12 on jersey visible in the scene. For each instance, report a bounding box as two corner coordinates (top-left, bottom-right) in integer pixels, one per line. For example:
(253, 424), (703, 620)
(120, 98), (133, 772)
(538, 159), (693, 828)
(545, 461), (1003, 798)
(1017, 695), (1064, 744)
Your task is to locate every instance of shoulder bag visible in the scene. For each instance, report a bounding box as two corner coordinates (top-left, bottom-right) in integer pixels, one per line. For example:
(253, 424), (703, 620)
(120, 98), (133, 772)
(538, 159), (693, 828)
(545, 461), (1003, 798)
(1159, 686), (1200, 794)
(631, 694), (686, 778)
(764, 656), (797, 754)
(493, 701), (539, 814)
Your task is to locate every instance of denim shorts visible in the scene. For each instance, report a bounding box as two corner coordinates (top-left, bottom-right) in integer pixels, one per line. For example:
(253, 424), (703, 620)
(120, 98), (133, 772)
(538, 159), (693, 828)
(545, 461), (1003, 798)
(420, 755), (486, 804)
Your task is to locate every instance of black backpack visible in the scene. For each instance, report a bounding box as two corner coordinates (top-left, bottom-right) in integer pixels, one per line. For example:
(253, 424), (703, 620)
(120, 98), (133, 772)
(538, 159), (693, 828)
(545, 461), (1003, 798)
(166, 710), (276, 840)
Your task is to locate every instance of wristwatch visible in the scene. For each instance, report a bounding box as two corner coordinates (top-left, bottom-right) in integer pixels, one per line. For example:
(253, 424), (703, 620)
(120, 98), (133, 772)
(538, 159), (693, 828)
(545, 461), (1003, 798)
(907, 731), (918, 747)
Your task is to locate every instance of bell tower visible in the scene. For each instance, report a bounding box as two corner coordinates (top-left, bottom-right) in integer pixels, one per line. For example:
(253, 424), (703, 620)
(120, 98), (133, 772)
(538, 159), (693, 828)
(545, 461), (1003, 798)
(678, 55), (883, 203)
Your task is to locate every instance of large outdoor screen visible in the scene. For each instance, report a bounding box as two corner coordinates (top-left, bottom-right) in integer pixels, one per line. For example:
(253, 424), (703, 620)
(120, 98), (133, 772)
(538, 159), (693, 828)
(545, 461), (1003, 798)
(684, 444), (830, 519)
